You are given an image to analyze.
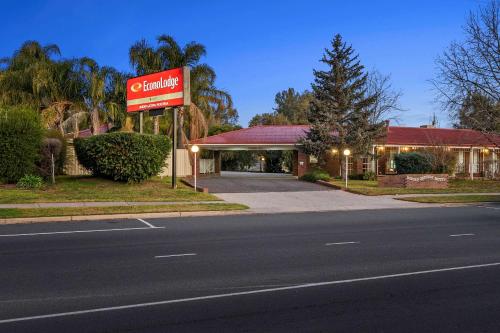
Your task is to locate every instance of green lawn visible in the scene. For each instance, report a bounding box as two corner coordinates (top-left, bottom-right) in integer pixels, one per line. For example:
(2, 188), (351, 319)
(0, 176), (218, 204)
(0, 203), (248, 219)
(328, 179), (500, 196)
(397, 195), (500, 203)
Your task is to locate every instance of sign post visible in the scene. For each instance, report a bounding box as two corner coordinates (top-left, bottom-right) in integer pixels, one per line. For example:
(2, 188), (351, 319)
(126, 67), (190, 189)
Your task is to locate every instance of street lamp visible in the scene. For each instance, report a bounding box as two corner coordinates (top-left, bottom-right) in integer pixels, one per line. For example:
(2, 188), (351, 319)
(191, 145), (199, 192)
(343, 149), (351, 188)
(260, 156), (265, 172)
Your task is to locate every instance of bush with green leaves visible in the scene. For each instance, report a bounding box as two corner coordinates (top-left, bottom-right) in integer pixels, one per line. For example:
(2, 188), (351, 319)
(395, 152), (433, 174)
(16, 174), (44, 189)
(362, 171), (377, 180)
(0, 106), (43, 183)
(300, 169), (331, 182)
(44, 129), (67, 174)
(74, 132), (171, 182)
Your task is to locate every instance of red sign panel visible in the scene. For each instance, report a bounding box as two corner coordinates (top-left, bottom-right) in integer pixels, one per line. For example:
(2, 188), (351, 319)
(126, 67), (190, 112)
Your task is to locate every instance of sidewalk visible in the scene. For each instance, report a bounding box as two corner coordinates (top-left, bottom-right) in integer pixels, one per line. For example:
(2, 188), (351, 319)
(0, 201), (226, 209)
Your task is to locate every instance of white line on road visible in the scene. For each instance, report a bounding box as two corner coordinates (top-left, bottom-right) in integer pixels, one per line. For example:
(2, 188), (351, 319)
(0, 226), (165, 238)
(325, 241), (360, 246)
(155, 253), (197, 259)
(1, 261), (499, 324)
(137, 218), (156, 228)
(449, 233), (475, 237)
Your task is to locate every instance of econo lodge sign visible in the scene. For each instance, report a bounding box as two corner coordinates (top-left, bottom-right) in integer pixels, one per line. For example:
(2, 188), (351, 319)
(126, 67), (190, 112)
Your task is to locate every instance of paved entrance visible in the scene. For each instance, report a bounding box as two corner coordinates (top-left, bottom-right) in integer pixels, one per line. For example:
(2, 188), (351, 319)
(194, 171), (329, 193)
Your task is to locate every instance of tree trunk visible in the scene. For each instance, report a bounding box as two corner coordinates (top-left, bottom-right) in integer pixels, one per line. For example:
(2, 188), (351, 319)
(177, 108), (185, 148)
(153, 116), (160, 135)
(90, 108), (100, 135)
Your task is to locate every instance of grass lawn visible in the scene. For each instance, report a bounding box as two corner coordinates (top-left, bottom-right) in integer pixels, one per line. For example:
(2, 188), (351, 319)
(0, 203), (248, 219)
(0, 176), (218, 204)
(328, 179), (500, 196)
(397, 195), (500, 203)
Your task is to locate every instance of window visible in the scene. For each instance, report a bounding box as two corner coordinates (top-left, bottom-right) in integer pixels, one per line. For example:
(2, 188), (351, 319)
(362, 157), (370, 173)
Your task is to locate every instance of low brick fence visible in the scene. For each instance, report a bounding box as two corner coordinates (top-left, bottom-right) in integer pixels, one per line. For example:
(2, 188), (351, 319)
(378, 174), (448, 189)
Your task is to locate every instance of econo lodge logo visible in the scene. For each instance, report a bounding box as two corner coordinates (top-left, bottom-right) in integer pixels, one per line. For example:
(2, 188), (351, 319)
(130, 82), (142, 93)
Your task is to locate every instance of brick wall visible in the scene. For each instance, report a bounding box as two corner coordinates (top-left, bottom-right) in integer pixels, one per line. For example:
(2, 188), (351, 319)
(378, 174), (448, 188)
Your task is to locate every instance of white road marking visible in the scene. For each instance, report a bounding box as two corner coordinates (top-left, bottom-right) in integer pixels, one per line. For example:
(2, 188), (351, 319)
(155, 253), (197, 259)
(137, 218), (156, 228)
(325, 241), (360, 246)
(0, 226), (165, 237)
(449, 233), (475, 237)
(1, 261), (499, 324)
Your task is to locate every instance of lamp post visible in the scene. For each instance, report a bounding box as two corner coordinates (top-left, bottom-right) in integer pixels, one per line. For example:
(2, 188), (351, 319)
(343, 149), (351, 188)
(191, 145), (199, 192)
(260, 156), (265, 172)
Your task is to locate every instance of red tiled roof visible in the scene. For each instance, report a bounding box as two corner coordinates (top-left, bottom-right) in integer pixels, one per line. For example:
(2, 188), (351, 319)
(190, 125), (500, 148)
(76, 124), (110, 138)
(190, 125), (310, 145)
(384, 126), (500, 147)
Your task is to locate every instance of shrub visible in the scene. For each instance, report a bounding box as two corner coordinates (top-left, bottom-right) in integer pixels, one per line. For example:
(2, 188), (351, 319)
(16, 174), (43, 189)
(423, 148), (457, 175)
(38, 138), (63, 182)
(395, 152), (433, 174)
(300, 169), (331, 182)
(362, 171), (377, 181)
(74, 132), (171, 182)
(0, 106), (43, 183)
(44, 129), (67, 174)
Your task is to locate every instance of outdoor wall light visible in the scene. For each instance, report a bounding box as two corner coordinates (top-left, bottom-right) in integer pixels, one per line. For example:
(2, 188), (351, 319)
(332, 148), (338, 154)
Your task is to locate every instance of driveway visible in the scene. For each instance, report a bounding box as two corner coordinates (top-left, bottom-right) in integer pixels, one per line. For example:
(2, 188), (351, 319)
(205, 172), (434, 213)
(194, 171), (329, 193)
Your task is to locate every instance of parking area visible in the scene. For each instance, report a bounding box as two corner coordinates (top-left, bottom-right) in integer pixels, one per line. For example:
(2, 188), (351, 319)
(193, 171), (330, 193)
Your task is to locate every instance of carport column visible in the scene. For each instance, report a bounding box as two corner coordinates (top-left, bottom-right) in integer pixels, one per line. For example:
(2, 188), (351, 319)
(292, 150), (309, 177)
(214, 151), (222, 176)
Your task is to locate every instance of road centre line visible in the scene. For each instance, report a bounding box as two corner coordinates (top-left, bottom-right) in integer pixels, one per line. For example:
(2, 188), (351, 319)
(2, 261), (499, 324)
(0, 226), (165, 238)
(449, 233), (475, 237)
(155, 253), (197, 259)
(325, 241), (360, 246)
(137, 218), (156, 228)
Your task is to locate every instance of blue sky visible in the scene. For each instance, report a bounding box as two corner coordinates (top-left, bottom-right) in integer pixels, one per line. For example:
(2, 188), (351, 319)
(1, 0), (482, 127)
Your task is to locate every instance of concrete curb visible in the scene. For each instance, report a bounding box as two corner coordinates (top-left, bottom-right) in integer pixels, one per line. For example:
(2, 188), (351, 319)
(180, 178), (209, 193)
(0, 209), (250, 225)
(316, 180), (342, 189)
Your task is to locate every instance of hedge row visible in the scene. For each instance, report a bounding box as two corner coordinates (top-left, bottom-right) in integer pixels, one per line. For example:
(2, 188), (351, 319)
(74, 132), (171, 182)
(0, 106), (44, 183)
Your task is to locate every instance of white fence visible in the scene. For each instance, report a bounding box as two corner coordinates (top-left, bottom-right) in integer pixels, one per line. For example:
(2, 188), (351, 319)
(200, 159), (215, 174)
(159, 149), (193, 177)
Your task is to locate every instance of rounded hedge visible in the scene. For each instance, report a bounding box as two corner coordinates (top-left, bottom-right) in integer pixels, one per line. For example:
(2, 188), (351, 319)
(74, 132), (172, 182)
(394, 152), (433, 174)
(0, 106), (43, 183)
(300, 169), (331, 182)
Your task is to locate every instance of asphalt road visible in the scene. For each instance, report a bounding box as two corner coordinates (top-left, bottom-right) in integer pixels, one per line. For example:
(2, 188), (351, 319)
(0, 205), (499, 332)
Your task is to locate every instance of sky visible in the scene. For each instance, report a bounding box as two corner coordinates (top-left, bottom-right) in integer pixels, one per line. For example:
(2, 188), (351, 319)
(0, 0), (484, 128)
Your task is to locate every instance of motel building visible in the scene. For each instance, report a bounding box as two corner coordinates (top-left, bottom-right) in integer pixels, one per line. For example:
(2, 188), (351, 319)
(189, 124), (500, 180)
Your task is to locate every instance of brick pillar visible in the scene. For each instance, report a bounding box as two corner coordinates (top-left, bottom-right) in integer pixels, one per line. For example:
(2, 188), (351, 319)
(214, 151), (221, 175)
(292, 150), (309, 177)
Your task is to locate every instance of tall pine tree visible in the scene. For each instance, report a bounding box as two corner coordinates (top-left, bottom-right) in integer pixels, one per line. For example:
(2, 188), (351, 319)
(300, 34), (386, 163)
